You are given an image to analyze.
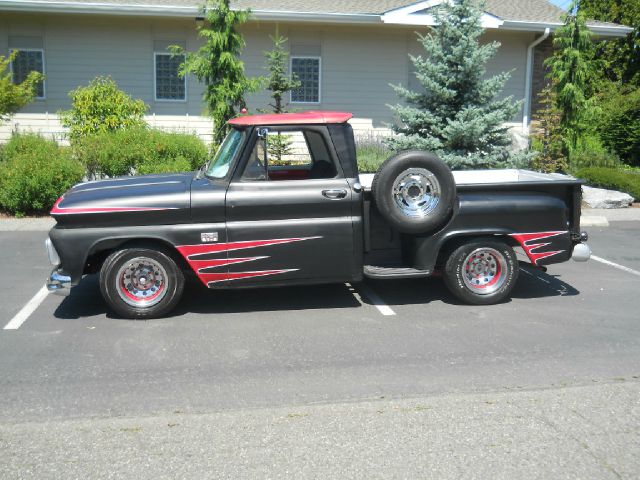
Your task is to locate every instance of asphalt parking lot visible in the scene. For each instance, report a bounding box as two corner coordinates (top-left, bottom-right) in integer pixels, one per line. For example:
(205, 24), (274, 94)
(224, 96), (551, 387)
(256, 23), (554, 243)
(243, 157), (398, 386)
(1, 218), (639, 478)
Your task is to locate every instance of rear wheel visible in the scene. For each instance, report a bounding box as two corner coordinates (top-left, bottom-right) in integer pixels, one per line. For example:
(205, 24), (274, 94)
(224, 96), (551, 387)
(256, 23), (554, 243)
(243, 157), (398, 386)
(100, 248), (184, 319)
(443, 239), (519, 305)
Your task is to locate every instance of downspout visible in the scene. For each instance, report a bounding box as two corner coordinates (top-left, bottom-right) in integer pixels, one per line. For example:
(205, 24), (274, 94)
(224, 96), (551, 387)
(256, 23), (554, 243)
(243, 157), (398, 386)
(522, 28), (551, 134)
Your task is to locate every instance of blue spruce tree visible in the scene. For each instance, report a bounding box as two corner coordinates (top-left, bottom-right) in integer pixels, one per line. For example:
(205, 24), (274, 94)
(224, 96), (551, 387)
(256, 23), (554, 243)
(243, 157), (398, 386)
(387, 0), (526, 169)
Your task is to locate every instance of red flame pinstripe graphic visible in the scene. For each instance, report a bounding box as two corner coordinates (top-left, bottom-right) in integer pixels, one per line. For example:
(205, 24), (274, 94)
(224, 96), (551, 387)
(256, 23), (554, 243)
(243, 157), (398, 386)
(176, 237), (320, 286)
(509, 231), (567, 265)
(50, 197), (176, 215)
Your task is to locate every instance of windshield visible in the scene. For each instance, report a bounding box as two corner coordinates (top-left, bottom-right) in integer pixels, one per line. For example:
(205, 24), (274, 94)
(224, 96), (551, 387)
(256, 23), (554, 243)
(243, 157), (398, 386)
(205, 128), (245, 179)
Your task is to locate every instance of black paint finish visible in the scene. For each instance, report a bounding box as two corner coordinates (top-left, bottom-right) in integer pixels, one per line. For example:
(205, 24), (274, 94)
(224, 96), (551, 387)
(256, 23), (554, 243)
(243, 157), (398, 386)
(47, 123), (584, 290)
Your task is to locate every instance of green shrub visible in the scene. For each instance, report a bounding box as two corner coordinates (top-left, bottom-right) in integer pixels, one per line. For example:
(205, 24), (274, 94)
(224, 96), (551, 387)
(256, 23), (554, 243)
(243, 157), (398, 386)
(596, 87), (640, 167)
(137, 156), (192, 175)
(73, 127), (150, 178)
(356, 135), (391, 173)
(568, 133), (621, 171)
(575, 167), (640, 201)
(61, 76), (147, 141)
(147, 130), (208, 170)
(73, 127), (208, 178)
(0, 134), (84, 216)
(0, 132), (60, 162)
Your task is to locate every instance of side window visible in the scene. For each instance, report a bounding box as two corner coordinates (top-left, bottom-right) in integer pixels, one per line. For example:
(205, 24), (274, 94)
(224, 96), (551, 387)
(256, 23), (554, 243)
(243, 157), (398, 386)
(155, 52), (186, 101)
(10, 49), (45, 99)
(290, 56), (321, 104)
(241, 129), (337, 182)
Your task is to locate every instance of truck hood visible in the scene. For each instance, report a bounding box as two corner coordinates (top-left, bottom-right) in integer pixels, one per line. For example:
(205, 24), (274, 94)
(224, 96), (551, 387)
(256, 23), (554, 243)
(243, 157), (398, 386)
(51, 172), (194, 227)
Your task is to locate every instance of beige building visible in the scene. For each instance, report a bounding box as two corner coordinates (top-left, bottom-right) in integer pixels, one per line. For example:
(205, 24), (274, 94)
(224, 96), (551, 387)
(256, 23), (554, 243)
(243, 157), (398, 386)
(0, 0), (631, 143)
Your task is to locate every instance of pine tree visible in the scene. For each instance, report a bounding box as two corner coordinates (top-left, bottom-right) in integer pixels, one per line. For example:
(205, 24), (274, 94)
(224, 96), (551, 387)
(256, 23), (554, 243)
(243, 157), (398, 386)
(171, 0), (260, 145)
(580, 0), (640, 85)
(386, 0), (523, 170)
(531, 86), (568, 173)
(262, 33), (301, 161)
(264, 33), (301, 114)
(545, 1), (597, 151)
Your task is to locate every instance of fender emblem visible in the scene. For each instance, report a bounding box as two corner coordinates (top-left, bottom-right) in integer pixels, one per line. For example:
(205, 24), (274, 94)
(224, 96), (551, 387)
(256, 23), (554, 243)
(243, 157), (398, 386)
(200, 232), (219, 243)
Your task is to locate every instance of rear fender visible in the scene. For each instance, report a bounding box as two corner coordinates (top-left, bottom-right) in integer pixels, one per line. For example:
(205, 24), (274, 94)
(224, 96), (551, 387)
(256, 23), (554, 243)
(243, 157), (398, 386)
(407, 192), (573, 271)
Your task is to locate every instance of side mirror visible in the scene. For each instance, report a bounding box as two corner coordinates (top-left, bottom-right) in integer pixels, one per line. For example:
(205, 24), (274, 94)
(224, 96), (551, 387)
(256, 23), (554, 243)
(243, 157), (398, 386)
(257, 128), (269, 177)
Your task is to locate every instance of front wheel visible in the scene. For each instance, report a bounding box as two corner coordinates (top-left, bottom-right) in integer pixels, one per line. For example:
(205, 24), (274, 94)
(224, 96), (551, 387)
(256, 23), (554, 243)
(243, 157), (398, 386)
(100, 248), (185, 319)
(443, 239), (519, 305)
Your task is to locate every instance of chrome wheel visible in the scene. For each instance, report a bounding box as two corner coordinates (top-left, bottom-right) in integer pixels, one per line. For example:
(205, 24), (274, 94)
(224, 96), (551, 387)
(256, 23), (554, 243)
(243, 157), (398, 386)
(116, 256), (168, 308)
(392, 168), (441, 218)
(462, 248), (508, 295)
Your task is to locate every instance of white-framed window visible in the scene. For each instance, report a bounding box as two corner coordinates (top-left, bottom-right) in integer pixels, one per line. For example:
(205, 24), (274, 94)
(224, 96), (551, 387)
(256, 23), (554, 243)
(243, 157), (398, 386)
(154, 52), (186, 102)
(10, 48), (45, 99)
(290, 56), (321, 104)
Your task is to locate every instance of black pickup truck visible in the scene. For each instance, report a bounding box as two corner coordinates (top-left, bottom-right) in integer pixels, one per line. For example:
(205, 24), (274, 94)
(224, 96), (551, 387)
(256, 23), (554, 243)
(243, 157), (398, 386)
(45, 111), (591, 318)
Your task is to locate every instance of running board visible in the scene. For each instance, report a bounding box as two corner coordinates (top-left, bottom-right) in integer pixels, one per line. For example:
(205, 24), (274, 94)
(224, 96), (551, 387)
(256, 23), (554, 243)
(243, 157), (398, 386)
(364, 264), (432, 280)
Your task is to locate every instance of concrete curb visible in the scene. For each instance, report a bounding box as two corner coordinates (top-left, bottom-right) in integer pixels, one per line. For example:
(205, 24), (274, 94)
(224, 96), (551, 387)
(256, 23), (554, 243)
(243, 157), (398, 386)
(0, 217), (55, 232)
(583, 208), (640, 222)
(581, 216), (610, 227)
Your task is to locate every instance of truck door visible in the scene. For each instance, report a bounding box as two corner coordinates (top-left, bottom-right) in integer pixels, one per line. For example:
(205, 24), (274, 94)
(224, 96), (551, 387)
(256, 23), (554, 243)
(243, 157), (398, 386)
(224, 126), (360, 287)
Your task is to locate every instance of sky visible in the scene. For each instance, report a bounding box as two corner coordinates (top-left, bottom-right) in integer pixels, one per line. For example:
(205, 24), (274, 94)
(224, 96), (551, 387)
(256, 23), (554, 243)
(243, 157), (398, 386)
(548, 0), (571, 10)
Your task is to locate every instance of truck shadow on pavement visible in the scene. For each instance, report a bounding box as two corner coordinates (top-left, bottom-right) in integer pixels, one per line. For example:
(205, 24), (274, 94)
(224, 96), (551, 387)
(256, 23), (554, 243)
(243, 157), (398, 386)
(53, 275), (363, 320)
(53, 263), (579, 319)
(363, 262), (579, 308)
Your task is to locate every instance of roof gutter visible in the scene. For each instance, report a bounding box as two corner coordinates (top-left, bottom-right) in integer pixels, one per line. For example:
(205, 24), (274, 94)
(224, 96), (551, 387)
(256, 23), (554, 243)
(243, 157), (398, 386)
(0, 0), (381, 23)
(523, 28), (550, 134)
(502, 20), (633, 38)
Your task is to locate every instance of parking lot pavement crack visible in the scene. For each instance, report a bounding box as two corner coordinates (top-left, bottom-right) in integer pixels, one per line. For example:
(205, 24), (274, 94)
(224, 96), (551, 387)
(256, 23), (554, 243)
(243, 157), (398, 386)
(521, 406), (624, 480)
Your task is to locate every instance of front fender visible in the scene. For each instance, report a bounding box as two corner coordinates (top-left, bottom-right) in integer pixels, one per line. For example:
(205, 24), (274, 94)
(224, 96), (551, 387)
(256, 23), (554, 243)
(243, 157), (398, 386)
(48, 223), (226, 285)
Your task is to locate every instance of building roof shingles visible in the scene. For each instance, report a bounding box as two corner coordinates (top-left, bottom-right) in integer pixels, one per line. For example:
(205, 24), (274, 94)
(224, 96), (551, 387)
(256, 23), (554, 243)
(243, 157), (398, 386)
(3, 0), (630, 29)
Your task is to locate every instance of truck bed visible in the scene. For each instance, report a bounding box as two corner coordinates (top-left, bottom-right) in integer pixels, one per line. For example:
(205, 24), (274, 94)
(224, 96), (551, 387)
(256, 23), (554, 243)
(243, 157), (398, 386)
(361, 169), (584, 277)
(359, 169), (580, 191)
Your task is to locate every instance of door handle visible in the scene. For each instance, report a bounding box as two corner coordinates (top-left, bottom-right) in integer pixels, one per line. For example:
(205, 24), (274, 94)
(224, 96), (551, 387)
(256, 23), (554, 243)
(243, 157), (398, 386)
(322, 189), (348, 200)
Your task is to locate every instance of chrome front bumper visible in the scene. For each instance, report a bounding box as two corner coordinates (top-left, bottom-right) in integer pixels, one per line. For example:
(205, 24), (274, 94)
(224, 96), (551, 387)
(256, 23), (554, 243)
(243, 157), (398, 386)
(47, 269), (71, 296)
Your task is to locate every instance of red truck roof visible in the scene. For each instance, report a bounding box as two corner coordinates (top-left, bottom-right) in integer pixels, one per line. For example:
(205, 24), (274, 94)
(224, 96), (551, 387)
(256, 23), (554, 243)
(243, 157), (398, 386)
(228, 111), (353, 127)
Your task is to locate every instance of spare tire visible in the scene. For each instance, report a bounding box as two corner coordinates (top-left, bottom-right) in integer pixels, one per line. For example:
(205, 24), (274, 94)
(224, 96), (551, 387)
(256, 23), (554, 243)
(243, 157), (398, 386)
(372, 150), (456, 234)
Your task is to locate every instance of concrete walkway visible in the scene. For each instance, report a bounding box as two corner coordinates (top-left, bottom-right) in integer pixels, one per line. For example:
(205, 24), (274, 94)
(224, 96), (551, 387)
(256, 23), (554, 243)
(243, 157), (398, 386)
(1, 381), (638, 479)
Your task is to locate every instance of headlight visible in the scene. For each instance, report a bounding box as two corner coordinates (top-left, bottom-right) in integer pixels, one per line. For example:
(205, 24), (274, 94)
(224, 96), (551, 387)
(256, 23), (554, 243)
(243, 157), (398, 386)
(45, 238), (61, 266)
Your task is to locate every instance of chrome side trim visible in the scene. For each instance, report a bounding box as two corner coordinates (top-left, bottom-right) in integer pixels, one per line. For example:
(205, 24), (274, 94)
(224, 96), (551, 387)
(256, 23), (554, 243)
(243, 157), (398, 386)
(47, 269), (71, 296)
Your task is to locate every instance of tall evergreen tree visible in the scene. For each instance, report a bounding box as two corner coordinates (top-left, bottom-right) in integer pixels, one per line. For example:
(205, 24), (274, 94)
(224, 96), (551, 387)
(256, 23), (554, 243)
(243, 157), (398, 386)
(263, 33), (301, 114)
(171, 0), (260, 144)
(531, 86), (568, 173)
(262, 33), (301, 161)
(545, 1), (598, 150)
(386, 0), (523, 169)
(580, 0), (640, 85)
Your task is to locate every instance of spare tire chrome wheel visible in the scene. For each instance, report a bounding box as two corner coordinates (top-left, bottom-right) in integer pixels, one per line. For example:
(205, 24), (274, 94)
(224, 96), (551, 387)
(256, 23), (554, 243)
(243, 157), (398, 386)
(392, 168), (441, 218)
(372, 151), (456, 234)
(100, 248), (185, 319)
(443, 239), (519, 305)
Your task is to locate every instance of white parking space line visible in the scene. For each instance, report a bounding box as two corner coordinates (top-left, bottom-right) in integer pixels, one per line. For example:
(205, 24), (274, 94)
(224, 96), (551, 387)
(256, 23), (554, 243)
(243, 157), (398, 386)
(3, 285), (49, 330)
(357, 284), (396, 316)
(592, 255), (640, 278)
